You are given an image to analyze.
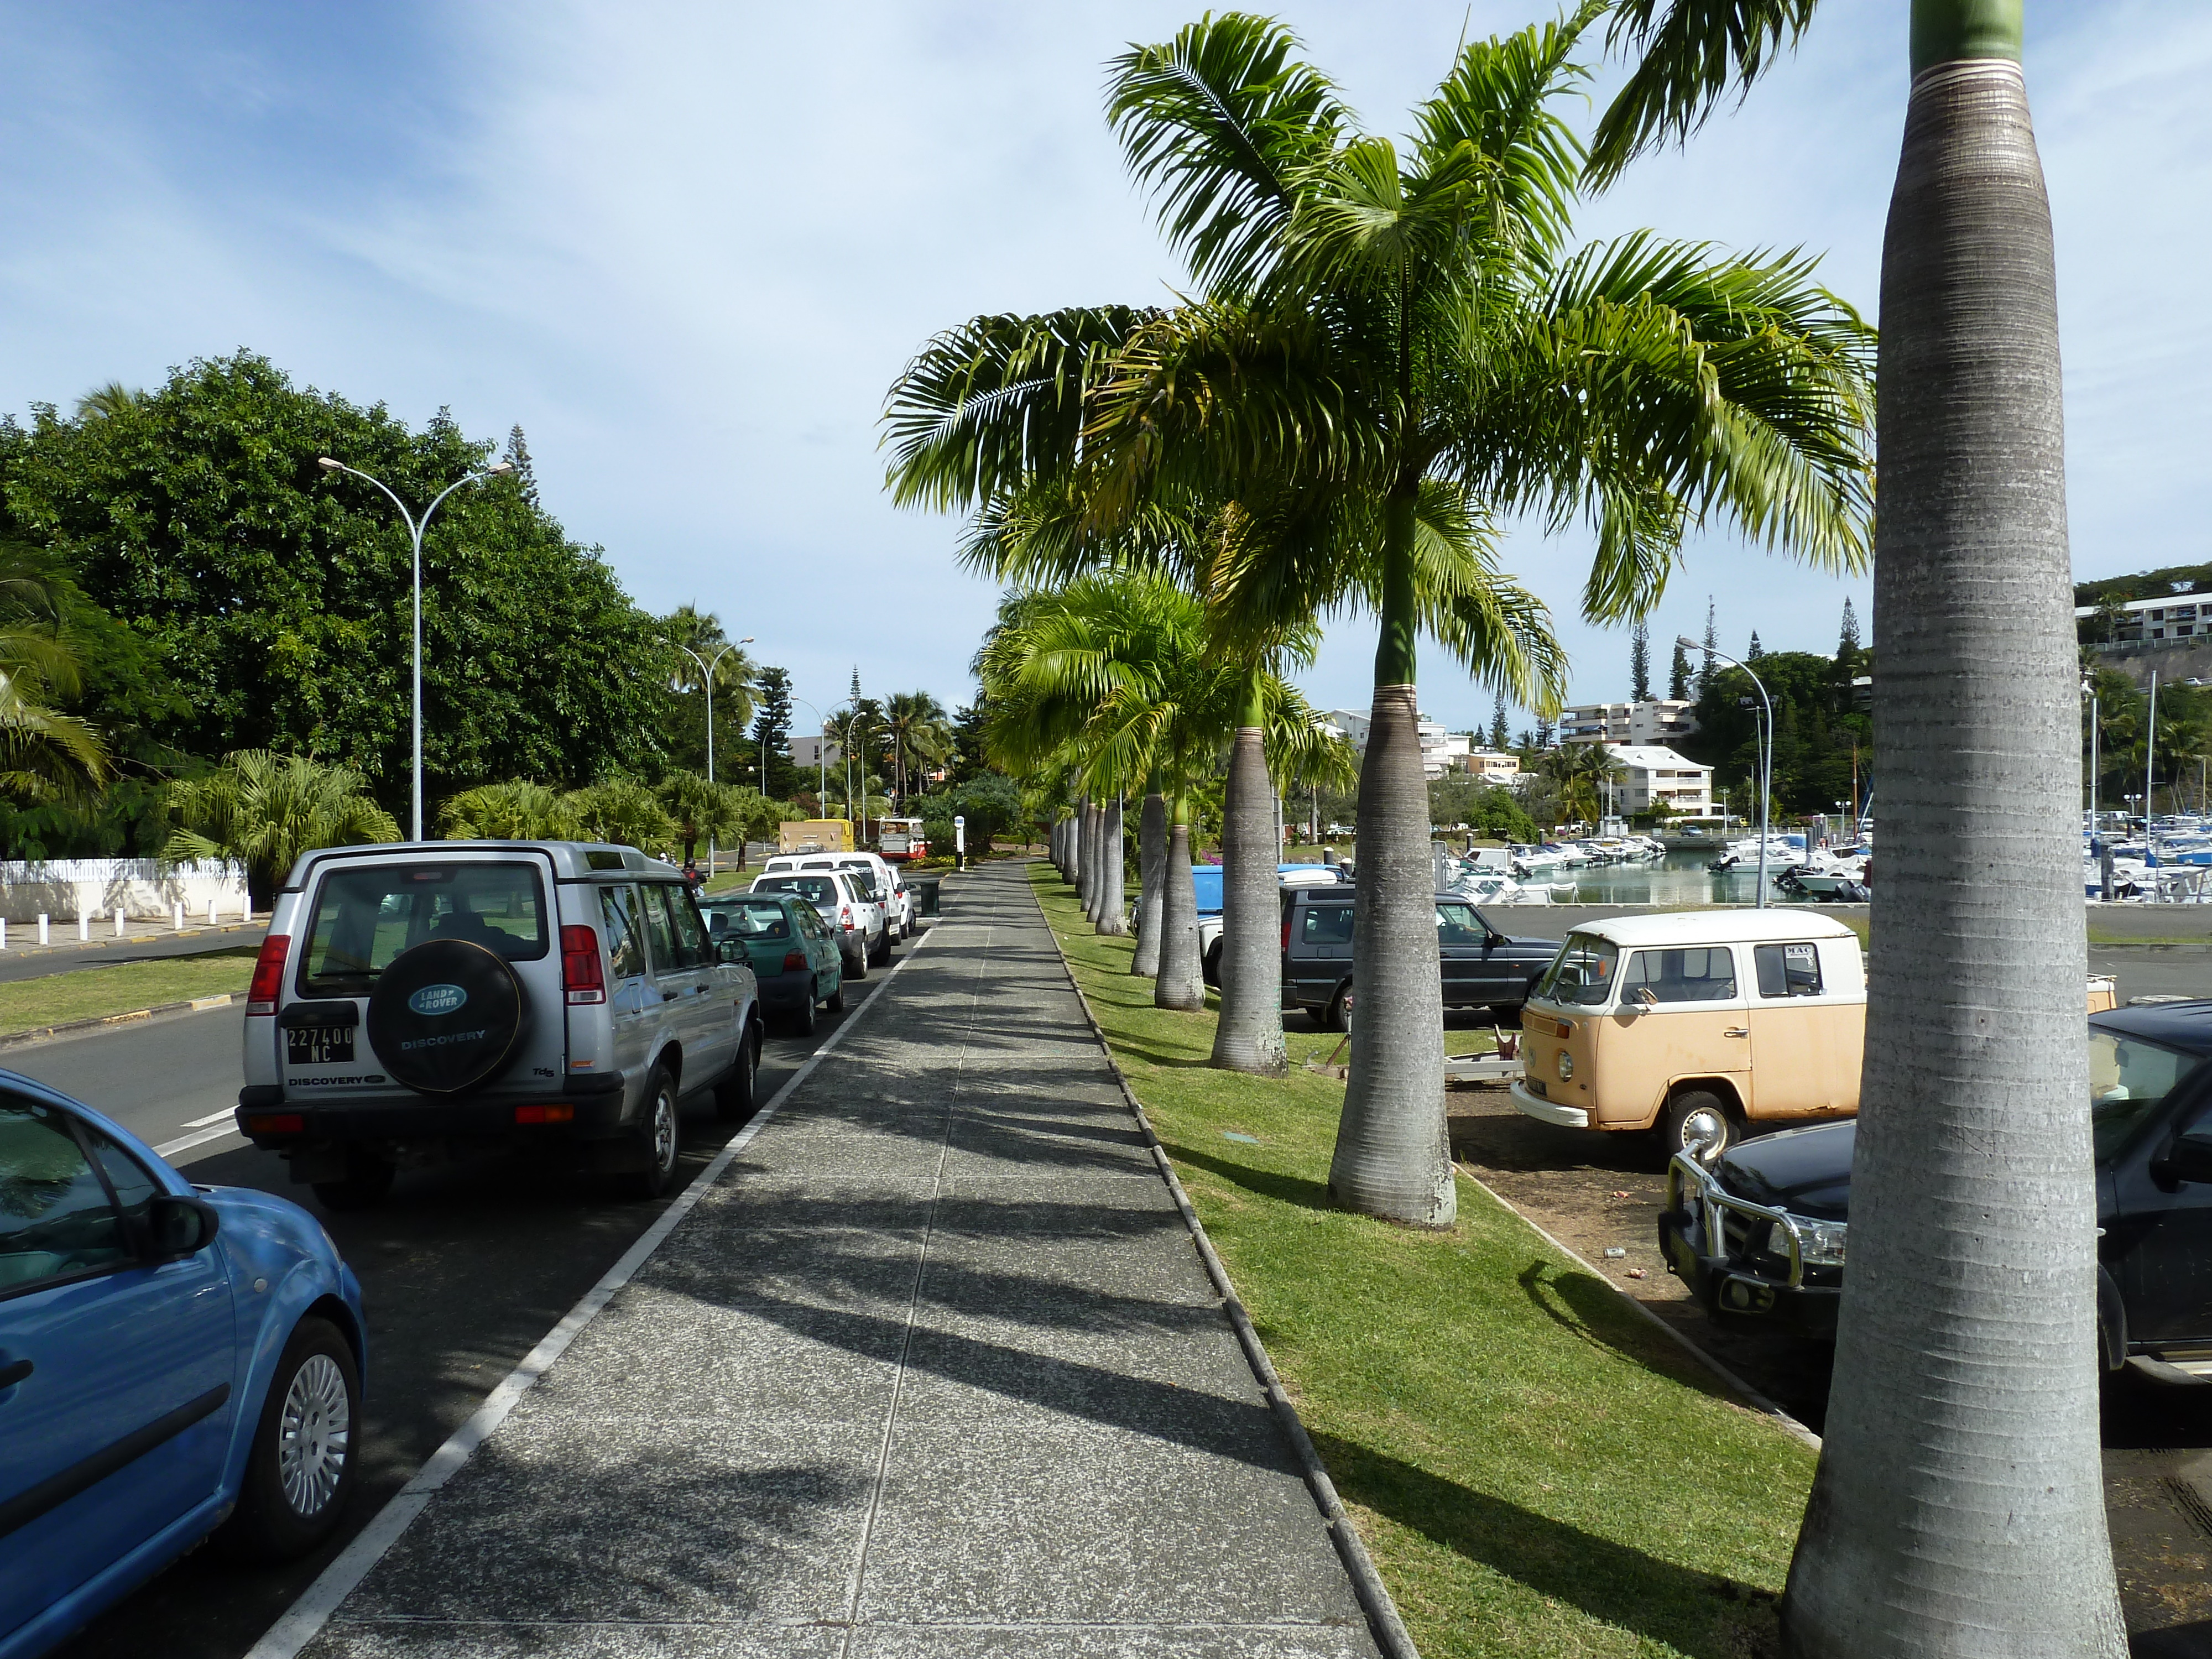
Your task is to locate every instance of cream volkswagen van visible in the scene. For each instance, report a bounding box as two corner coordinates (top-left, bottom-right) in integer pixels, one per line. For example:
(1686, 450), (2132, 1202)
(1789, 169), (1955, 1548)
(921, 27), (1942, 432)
(1511, 910), (1865, 1160)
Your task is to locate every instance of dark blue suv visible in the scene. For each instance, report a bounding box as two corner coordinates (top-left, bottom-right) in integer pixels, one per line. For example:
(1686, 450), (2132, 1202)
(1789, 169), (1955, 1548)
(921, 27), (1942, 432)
(0, 1076), (366, 1658)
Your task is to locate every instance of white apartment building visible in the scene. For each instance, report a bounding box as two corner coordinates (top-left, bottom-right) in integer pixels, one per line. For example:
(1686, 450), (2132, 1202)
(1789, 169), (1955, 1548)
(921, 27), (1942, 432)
(1318, 708), (1463, 779)
(2078, 594), (2211, 642)
(1605, 744), (1719, 821)
(1562, 698), (1699, 746)
(790, 734), (842, 768)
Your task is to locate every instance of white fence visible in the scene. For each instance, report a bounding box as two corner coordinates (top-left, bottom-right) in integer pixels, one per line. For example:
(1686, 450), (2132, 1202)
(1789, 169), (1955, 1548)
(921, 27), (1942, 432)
(0, 858), (251, 927)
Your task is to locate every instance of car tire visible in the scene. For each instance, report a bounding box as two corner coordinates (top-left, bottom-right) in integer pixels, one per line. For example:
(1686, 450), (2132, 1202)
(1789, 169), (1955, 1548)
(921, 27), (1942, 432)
(1322, 984), (1351, 1032)
(870, 930), (891, 966)
(789, 985), (818, 1037)
(1660, 1089), (1737, 1163)
(310, 1150), (394, 1213)
(825, 975), (847, 1013)
(623, 1066), (682, 1200)
(1202, 941), (1222, 987)
(214, 1316), (359, 1562)
(846, 946), (868, 982)
(713, 1020), (759, 1121)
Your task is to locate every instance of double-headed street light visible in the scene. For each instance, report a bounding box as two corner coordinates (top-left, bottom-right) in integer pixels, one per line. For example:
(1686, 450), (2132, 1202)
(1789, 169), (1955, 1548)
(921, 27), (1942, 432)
(1681, 637), (1774, 908)
(320, 456), (513, 841)
(789, 697), (828, 811)
(670, 635), (753, 873)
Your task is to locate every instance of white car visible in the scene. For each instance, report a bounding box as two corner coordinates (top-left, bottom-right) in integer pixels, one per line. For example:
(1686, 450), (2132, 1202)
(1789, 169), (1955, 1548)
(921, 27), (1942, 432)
(761, 851), (912, 942)
(749, 869), (883, 975)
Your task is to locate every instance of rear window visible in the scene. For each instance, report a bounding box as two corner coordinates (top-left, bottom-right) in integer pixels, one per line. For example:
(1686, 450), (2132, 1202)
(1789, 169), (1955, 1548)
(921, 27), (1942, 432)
(755, 876), (839, 906)
(1300, 905), (1353, 945)
(299, 862), (547, 994)
(707, 900), (792, 940)
(1754, 942), (1824, 998)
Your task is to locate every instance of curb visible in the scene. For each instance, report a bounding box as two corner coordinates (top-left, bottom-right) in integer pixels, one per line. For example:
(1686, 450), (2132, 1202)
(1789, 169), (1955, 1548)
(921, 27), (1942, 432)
(0, 992), (236, 1051)
(1032, 877), (1422, 1659)
(0, 920), (262, 962)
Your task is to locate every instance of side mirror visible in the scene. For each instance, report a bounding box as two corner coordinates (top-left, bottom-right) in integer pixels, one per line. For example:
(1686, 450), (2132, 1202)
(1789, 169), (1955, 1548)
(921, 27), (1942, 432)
(1631, 986), (1658, 1008)
(147, 1194), (220, 1259)
(718, 937), (748, 964)
(2169, 1130), (2212, 1186)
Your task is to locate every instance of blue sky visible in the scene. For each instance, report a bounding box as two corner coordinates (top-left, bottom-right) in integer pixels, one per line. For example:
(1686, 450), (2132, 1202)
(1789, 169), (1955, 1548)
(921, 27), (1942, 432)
(1, 1), (2199, 735)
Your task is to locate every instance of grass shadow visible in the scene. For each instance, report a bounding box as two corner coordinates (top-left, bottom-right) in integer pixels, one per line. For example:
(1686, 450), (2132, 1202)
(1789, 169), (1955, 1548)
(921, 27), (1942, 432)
(1157, 1139), (1335, 1213)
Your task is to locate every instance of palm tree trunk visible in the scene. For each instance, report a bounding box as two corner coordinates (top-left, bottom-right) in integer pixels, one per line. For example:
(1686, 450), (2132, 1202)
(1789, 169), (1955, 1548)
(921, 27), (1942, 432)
(1782, 18), (2125, 1656)
(1328, 487), (1454, 1227)
(1096, 793), (1128, 935)
(1155, 797), (1205, 1011)
(1211, 670), (1287, 1076)
(1072, 794), (1091, 903)
(1131, 784), (1167, 975)
(1055, 812), (1072, 879)
(1079, 797), (1100, 920)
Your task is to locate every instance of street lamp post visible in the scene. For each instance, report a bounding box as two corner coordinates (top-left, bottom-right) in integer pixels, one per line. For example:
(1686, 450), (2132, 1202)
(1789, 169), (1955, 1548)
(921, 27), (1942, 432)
(2083, 675), (2100, 830)
(669, 635), (753, 874)
(1682, 637), (1773, 908)
(789, 697), (828, 816)
(320, 456), (513, 841)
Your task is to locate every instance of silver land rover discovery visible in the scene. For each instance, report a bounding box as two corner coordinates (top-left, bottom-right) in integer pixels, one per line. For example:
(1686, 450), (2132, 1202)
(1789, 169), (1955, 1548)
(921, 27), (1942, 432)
(234, 842), (761, 1207)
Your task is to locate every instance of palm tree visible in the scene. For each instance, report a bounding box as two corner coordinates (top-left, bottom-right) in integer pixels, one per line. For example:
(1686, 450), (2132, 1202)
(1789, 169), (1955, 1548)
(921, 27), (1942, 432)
(565, 778), (676, 853)
(1589, 3), (2121, 1653)
(883, 691), (951, 806)
(656, 770), (744, 869)
(164, 751), (399, 909)
(438, 779), (583, 841)
(0, 547), (110, 820)
(1082, 9), (1872, 1225)
(1540, 743), (1626, 829)
(663, 602), (757, 741)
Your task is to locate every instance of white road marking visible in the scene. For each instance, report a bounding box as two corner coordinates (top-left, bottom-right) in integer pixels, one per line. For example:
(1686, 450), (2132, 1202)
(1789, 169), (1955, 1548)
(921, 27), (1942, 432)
(153, 1123), (243, 1161)
(182, 1108), (237, 1129)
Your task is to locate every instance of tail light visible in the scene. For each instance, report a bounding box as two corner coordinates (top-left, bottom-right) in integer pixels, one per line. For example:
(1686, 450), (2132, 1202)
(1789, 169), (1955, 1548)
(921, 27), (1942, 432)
(782, 950), (806, 971)
(841, 907), (854, 930)
(243, 1112), (304, 1135)
(561, 925), (606, 1004)
(514, 1103), (575, 1124)
(1281, 918), (1292, 952)
(247, 935), (291, 1014)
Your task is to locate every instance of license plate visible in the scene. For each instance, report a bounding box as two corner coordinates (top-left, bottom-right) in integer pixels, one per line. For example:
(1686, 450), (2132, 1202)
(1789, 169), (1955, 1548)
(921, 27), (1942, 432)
(288, 1027), (356, 1066)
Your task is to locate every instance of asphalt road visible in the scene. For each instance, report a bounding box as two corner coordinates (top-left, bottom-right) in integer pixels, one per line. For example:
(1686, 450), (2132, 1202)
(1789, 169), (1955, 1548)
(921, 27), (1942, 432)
(34, 928), (924, 1659)
(0, 921), (266, 985)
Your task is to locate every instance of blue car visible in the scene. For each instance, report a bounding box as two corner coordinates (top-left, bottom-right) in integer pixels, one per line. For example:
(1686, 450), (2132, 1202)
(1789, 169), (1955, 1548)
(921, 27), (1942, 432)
(0, 1074), (366, 1659)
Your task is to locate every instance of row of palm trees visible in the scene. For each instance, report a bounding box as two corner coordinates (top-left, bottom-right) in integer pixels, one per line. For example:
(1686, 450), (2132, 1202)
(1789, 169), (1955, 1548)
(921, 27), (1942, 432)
(895, 2), (2116, 1652)
(975, 573), (1352, 1017)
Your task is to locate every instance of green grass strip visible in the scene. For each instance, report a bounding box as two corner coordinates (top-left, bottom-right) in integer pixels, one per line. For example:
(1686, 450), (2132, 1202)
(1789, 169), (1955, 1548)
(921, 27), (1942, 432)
(0, 950), (258, 1036)
(1031, 864), (1811, 1658)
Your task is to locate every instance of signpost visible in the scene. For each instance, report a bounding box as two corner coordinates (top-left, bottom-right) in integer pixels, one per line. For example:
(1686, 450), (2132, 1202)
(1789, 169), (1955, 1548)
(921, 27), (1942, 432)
(953, 815), (966, 871)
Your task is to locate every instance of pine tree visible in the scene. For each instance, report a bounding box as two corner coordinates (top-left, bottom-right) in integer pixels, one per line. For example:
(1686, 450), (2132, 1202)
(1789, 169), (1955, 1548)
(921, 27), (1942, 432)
(1630, 620), (1651, 701)
(1747, 630), (1764, 660)
(1534, 717), (1554, 748)
(749, 666), (796, 796)
(1488, 692), (1510, 752)
(1668, 639), (1692, 701)
(503, 425), (540, 508)
(1839, 595), (1861, 654)
(1699, 598), (1719, 696)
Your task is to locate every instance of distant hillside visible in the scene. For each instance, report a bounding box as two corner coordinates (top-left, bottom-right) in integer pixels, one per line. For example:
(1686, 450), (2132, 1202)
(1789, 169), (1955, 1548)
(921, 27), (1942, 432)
(2076, 563), (2212, 607)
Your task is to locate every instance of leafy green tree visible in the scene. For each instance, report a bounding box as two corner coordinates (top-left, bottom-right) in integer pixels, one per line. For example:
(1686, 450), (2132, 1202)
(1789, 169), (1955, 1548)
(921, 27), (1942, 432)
(1592, 1), (2117, 1650)
(657, 769), (744, 867)
(882, 690), (951, 805)
(0, 544), (112, 818)
(565, 778), (674, 853)
(164, 750), (399, 907)
(0, 353), (667, 814)
(944, 773), (1022, 854)
(661, 605), (756, 779)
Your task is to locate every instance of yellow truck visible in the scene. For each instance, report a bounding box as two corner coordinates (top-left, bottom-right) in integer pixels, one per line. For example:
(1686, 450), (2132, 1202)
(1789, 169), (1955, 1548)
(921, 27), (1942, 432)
(779, 818), (854, 855)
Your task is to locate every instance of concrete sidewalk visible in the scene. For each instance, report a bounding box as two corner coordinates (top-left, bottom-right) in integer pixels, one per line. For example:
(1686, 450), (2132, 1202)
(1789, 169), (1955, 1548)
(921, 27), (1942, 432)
(292, 860), (1381, 1659)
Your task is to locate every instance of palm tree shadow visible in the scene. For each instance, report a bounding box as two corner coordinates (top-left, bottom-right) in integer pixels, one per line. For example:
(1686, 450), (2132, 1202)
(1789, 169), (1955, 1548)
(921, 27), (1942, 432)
(1158, 1140), (1334, 1212)
(1516, 1259), (1757, 1414)
(1313, 1433), (1782, 1659)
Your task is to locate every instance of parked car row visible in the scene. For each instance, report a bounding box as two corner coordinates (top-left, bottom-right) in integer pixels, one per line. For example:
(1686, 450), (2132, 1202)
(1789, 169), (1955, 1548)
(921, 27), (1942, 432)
(1, 834), (910, 1659)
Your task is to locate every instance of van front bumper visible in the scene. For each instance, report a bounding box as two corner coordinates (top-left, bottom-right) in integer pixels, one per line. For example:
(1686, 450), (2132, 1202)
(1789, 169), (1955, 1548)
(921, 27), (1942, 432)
(1509, 1079), (1589, 1129)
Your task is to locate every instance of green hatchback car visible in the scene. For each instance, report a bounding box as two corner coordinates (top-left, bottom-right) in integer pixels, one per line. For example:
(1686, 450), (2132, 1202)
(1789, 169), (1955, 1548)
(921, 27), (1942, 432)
(701, 893), (844, 1035)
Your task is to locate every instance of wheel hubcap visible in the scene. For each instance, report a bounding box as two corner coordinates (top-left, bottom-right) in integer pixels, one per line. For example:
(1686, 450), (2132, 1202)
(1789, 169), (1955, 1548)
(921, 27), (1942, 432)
(653, 1089), (677, 1169)
(1681, 1109), (1727, 1159)
(278, 1353), (350, 1517)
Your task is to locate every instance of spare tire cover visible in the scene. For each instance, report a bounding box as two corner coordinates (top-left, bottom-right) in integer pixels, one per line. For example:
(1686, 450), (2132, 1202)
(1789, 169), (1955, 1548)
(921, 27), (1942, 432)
(367, 939), (528, 1096)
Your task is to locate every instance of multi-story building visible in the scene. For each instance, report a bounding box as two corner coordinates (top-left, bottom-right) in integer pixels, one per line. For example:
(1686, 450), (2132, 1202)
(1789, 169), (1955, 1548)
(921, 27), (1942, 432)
(1561, 699), (1700, 747)
(2078, 594), (2210, 643)
(1458, 750), (1522, 782)
(1318, 708), (1467, 779)
(1604, 744), (1719, 821)
(791, 734), (842, 768)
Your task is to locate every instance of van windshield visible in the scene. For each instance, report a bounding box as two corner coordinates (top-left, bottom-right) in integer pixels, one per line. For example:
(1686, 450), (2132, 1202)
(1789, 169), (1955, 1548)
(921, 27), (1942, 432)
(1534, 935), (1619, 1007)
(299, 862), (548, 995)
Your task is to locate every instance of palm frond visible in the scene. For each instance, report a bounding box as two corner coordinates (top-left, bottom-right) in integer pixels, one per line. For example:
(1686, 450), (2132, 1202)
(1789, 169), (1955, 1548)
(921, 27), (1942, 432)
(1585, 0), (1819, 187)
(1106, 13), (1348, 293)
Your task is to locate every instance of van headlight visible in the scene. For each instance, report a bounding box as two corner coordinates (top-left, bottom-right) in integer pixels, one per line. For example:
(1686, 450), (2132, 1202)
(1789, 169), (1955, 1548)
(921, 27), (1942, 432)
(1556, 1051), (1573, 1081)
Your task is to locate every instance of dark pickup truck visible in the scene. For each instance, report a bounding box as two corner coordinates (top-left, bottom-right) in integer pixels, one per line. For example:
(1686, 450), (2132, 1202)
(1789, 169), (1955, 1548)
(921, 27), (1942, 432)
(1661, 1000), (2212, 1379)
(1281, 887), (1562, 1031)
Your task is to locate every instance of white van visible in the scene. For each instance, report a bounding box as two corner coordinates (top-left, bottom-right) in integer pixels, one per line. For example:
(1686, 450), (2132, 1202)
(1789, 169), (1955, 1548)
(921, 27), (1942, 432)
(761, 851), (911, 942)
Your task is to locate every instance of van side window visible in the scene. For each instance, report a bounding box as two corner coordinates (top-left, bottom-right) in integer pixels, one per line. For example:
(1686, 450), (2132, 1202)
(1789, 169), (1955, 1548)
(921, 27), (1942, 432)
(1302, 906), (1354, 945)
(638, 885), (679, 974)
(599, 886), (645, 980)
(1754, 942), (1824, 999)
(1621, 947), (1739, 1004)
